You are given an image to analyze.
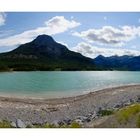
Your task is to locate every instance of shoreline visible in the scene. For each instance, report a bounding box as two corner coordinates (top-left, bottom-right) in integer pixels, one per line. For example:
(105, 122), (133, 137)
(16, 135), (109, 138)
(0, 83), (139, 104)
(0, 84), (140, 127)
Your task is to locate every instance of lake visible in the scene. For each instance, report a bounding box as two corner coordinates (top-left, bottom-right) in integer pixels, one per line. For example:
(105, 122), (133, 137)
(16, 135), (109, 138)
(0, 71), (140, 98)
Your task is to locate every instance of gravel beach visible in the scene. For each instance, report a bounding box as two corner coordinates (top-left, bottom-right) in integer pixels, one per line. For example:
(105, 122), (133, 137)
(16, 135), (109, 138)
(0, 84), (140, 126)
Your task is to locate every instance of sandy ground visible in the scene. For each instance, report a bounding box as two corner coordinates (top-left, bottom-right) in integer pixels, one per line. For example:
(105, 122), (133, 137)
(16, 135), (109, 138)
(0, 84), (140, 124)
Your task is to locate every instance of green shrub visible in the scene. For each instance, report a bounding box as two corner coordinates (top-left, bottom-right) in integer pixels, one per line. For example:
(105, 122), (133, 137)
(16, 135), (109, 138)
(98, 110), (114, 116)
(33, 123), (59, 128)
(42, 123), (57, 128)
(116, 104), (140, 123)
(0, 120), (12, 128)
(70, 122), (81, 128)
(136, 115), (140, 128)
(60, 124), (69, 128)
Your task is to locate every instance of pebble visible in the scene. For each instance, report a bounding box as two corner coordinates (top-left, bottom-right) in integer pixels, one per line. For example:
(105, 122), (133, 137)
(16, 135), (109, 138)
(91, 111), (97, 119)
(63, 118), (71, 125)
(114, 104), (122, 109)
(76, 116), (89, 122)
(74, 119), (83, 125)
(51, 120), (62, 127)
(11, 121), (16, 128)
(16, 119), (26, 128)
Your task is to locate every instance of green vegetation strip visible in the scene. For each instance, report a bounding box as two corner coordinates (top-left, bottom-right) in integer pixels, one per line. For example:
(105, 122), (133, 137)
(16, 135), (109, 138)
(116, 104), (140, 124)
(0, 120), (82, 128)
(98, 109), (114, 116)
(0, 120), (13, 128)
(1, 104), (140, 128)
(33, 121), (81, 128)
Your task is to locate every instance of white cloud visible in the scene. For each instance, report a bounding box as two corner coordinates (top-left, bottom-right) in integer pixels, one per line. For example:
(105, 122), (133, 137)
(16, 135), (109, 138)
(44, 16), (80, 34)
(0, 12), (6, 26)
(0, 30), (14, 38)
(131, 45), (137, 49)
(73, 26), (140, 47)
(0, 16), (80, 48)
(72, 42), (140, 58)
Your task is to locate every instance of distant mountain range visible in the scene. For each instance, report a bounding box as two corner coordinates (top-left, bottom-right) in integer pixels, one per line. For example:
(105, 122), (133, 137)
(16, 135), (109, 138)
(0, 34), (140, 71)
(0, 35), (95, 71)
(94, 55), (140, 70)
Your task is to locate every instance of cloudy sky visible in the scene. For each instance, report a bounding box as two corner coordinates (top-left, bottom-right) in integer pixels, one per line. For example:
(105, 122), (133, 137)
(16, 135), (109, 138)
(0, 12), (140, 58)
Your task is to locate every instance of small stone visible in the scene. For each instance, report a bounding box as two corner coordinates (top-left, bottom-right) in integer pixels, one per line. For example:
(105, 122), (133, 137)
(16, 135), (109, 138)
(137, 97), (140, 102)
(25, 121), (34, 128)
(98, 107), (102, 111)
(97, 107), (102, 116)
(75, 116), (90, 122)
(11, 121), (16, 128)
(74, 119), (83, 125)
(129, 99), (134, 103)
(51, 120), (61, 127)
(63, 119), (71, 125)
(85, 117), (91, 122)
(114, 104), (121, 109)
(86, 113), (92, 118)
(123, 102), (131, 106)
(16, 119), (26, 128)
(91, 111), (97, 119)
(58, 121), (65, 126)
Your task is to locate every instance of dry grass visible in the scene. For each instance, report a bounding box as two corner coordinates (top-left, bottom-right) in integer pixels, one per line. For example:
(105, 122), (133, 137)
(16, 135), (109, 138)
(0, 120), (13, 128)
(116, 104), (140, 124)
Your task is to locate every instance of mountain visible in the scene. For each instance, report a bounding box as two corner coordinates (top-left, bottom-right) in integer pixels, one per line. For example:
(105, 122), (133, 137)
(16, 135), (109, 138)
(0, 34), (140, 71)
(0, 35), (95, 71)
(94, 55), (140, 70)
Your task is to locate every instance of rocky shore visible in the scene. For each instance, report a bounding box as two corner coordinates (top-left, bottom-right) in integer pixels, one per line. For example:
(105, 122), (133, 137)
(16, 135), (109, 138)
(0, 84), (140, 128)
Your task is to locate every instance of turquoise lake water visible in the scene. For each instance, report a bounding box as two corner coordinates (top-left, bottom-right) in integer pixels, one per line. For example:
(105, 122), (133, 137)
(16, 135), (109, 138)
(0, 71), (140, 98)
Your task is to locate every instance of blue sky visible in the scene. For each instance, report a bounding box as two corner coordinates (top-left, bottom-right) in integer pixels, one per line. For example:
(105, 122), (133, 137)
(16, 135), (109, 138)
(0, 12), (140, 58)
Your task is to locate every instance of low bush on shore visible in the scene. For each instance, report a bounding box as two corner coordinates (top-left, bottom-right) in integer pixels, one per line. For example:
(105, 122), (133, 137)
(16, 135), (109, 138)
(0, 120), (82, 128)
(116, 104), (140, 124)
(91, 104), (140, 128)
(33, 122), (82, 128)
(136, 115), (140, 128)
(70, 122), (81, 128)
(0, 104), (140, 128)
(0, 120), (13, 128)
(98, 109), (114, 116)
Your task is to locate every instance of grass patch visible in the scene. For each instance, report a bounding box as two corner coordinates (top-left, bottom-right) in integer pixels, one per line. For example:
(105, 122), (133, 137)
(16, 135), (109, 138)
(33, 122), (81, 128)
(60, 124), (69, 128)
(98, 110), (114, 116)
(116, 104), (140, 124)
(136, 115), (140, 128)
(0, 120), (12, 128)
(70, 122), (81, 128)
(33, 123), (57, 128)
